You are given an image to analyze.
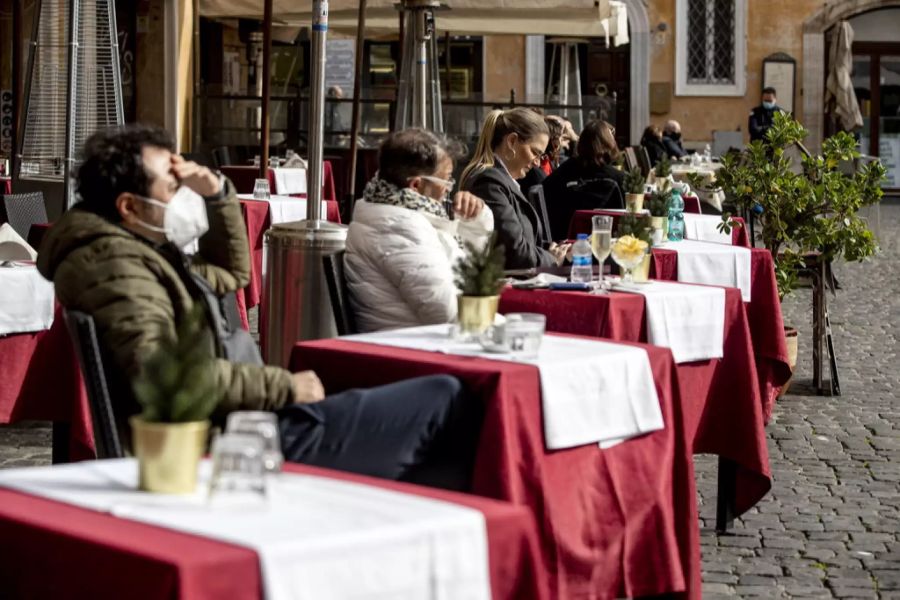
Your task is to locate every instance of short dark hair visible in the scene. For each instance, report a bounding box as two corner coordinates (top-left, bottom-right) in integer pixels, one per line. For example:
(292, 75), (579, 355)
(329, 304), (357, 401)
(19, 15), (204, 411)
(762, 87), (777, 96)
(378, 128), (463, 188)
(75, 123), (175, 222)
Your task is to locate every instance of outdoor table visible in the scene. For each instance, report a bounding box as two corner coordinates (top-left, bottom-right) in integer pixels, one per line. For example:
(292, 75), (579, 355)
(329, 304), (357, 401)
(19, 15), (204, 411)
(0, 461), (548, 600)
(290, 336), (700, 599)
(220, 163), (336, 202)
(499, 284), (771, 528)
(568, 208), (750, 247)
(235, 197), (342, 330)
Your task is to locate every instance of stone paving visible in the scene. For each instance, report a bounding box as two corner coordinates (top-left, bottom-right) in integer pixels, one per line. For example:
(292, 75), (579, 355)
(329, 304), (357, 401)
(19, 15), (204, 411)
(2, 204), (899, 598)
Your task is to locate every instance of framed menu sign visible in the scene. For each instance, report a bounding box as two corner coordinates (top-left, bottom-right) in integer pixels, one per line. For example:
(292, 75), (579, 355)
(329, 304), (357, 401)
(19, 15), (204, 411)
(762, 53), (796, 114)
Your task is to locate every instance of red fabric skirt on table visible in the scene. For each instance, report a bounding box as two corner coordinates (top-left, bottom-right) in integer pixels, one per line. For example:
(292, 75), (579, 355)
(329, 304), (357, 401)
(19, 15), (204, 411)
(290, 338), (700, 600)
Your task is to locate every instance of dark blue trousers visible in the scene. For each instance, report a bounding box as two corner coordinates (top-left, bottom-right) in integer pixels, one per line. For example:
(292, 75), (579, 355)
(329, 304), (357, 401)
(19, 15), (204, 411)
(277, 375), (481, 491)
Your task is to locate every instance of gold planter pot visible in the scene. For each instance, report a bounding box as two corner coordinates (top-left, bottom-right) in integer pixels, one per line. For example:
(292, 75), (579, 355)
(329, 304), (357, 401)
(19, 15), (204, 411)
(130, 417), (209, 494)
(650, 216), (668, 241)
(632, 253), (652, 282)
(778, 327), (800, 398)
(625, 193), (645, 213)
(457, 295), (499, 335)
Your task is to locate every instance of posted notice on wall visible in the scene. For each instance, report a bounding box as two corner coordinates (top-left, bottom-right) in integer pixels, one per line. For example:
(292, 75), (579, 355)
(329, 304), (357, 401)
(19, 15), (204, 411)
(325, 40), (356, 97)
(880, 137), (900, 188)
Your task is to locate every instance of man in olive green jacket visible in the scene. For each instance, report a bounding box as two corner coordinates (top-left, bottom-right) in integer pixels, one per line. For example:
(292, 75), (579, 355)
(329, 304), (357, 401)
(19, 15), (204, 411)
(38, 125), (480, 490)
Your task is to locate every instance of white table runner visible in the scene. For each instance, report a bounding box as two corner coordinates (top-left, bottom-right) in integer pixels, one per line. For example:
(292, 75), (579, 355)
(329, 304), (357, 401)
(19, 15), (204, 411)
(682, 213), (732, 245)
(272, 167), (307, 195)
(0, 459), (491, 600)
(343, 325), (664, 450)
(0, 265), (54, 336)
(659, 239), (752, 302)
(614, 280), (725, 363)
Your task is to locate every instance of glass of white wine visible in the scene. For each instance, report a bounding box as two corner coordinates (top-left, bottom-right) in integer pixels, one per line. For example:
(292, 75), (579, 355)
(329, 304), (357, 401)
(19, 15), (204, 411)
(591, 215), (613, 287)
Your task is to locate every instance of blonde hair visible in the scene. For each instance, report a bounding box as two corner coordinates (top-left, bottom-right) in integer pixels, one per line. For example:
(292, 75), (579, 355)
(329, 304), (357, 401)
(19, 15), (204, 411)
(460, 108), (549, 188)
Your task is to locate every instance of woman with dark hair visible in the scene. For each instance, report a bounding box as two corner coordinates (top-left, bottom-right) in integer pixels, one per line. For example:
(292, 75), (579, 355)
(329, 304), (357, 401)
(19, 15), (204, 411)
(542, 120), (624, 241)
(641, 124), (667, 166)
(461, 108), (570, 269)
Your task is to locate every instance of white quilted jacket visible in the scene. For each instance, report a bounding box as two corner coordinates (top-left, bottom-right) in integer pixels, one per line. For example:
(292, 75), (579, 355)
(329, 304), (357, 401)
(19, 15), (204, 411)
(345, 199), (494, 332)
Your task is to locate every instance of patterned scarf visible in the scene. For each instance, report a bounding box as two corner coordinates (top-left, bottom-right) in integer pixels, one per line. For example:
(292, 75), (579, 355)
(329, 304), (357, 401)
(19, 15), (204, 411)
(363, 175), (451, 220)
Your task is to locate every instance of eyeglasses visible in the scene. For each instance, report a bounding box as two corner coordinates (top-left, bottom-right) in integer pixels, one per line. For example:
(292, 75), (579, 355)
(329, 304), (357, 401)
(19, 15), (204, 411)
(417, 174), (456, 189)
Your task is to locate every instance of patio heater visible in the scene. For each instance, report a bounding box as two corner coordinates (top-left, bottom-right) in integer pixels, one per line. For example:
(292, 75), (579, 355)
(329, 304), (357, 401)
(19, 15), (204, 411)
(263, 0), (349, 367)
(394, 0), (444, 132)
(16, 0), (124, 209)
(546, 38), (585, 133)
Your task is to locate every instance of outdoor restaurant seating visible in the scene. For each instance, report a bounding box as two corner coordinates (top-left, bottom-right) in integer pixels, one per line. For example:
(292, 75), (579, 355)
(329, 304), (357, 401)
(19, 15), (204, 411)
(1, 191), (47, 240)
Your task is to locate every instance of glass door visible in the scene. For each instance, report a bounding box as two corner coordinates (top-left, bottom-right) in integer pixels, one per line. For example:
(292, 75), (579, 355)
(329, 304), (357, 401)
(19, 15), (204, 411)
(878, 56), (900, 188)
(852, 44), (900, 191)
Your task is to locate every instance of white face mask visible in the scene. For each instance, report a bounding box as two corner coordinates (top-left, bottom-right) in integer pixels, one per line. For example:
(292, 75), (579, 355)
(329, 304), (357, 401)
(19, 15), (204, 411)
(134, 186), (209, 248)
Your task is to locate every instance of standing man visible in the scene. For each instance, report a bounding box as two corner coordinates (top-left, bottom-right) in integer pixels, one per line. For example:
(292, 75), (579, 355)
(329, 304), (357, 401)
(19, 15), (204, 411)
(749, 87), (783, 142)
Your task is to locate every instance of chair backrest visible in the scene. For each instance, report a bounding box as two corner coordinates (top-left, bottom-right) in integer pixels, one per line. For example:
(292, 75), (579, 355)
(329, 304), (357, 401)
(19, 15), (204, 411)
(322, 251), (358, 336)
(62, 309), (124, 459)
(212, 146), (233, 168)
(624, 147), (639, 173)
(1, 192), (48, 240)
(526, 185), (554, 246)
(635, 147), (652, 178)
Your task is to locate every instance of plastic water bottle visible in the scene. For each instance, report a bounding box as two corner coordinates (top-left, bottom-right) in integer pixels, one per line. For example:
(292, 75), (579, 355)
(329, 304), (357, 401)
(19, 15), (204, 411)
(570, 233), (593, 283)
(704, 144), (712, 163)
(668, 189), (685, 242)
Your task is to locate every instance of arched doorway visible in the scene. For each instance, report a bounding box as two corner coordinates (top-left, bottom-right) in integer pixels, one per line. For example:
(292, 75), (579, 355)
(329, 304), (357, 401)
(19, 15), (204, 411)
(802, 0), (900, 152)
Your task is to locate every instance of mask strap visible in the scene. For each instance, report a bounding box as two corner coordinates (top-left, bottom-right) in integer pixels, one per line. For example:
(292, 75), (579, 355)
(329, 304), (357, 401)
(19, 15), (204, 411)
(132, 194), (167, 234)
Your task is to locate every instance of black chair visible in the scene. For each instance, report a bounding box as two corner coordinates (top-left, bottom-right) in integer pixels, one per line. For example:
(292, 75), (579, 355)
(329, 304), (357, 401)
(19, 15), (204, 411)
(62, 309), (124, 459)
(1, 191), (48, 240)
(526, 185), (554, 247)
(212, 146), (233, 168)
(623, 147), (639, 173)
(322, 251), (358, 336)
(634, 146), (652, 178)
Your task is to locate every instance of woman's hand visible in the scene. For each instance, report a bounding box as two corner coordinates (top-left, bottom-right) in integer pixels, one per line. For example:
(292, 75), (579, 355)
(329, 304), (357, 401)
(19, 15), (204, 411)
(548, 242), (572, 266)
(452, 191), (485, 220)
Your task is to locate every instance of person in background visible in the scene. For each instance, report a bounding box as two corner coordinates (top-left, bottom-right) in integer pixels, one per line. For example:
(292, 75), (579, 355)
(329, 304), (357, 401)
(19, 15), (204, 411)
(641, 124), (667, 166)
(461, 108), (570, 269)
(517, 116), (565, 195)
(542, 120), (624, 241)
(662, 120), (688, 158)
(552, 115), (580, 158)
(345, 129), (493, 333)
(749, 87), (783, 142)
(38, 124), (482, 491)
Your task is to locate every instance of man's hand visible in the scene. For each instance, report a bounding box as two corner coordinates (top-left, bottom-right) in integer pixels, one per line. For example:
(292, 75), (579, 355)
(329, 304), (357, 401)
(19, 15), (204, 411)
(452, 191), (485, 220)
(548, 242), (571, 266)
(171, 154), (222, 197)
(291, 370), (326, 404)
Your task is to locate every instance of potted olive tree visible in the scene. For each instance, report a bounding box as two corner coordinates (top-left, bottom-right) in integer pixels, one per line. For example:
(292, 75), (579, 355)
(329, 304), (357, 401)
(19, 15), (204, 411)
(454, 233), (506, 335)
(718, 111), (885, 392)
(130, 306), (222, 494)
(623, 167), (646, 212)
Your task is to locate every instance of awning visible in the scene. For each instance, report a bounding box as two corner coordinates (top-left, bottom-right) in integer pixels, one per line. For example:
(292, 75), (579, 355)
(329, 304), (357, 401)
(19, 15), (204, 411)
(200, 0), (629, 46)
(825, 21), (863, 132)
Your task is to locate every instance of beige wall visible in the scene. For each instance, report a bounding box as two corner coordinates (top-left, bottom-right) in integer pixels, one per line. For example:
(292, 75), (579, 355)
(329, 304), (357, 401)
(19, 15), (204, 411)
(647, 0), (827, 145)
(483, 35), (526, 102)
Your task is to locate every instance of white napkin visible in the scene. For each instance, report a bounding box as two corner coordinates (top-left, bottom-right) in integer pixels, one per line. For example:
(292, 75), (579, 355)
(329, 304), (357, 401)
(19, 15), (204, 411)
(271, 167), (307, 195)
(0, 459), (492, 600)
(616, 280), (725, 363)
(682, 213), (732, 245)
(343, 325), (664, 450)
(0, 265), (54, 335)
(661, 240), (752, 302)
(0, 223), (37, 261)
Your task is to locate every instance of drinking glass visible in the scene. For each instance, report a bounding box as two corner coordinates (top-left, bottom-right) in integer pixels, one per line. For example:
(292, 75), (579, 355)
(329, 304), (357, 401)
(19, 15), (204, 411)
(208, 433), (267, 503)
(611, 244), (649, 285)
(253, 178), (271, 200)
(481, 313), (546, 358)
(591, 215), (613, 286)
(226, 411), (283, 473)
(268, 156), (281, 169)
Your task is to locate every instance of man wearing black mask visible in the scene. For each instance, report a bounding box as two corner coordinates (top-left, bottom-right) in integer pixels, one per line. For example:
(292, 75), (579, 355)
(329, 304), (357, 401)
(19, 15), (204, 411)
(749, 87), (783, 142)
(662, 120), (688, 158)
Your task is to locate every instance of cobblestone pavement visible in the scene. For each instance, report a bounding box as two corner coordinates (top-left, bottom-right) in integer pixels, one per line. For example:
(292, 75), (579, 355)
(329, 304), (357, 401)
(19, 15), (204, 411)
(2, 205), (898, 598)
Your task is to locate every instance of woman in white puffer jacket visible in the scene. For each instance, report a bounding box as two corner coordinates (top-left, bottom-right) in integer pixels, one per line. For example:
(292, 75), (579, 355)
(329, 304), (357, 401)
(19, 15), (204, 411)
(346, 129), (494, 332)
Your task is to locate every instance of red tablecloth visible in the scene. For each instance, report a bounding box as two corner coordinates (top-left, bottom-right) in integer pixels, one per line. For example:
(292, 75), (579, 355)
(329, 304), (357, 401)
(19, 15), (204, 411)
(220, 163), (336, 202)
(0, 311), (94, 461)
(568, 209), (750, 247)
(500, 286), (771, 517)
(0, 462), (548, 600)
(290, 339), (700, 599)
(1, 177), (10, 195)
(651, 247), (791, 420)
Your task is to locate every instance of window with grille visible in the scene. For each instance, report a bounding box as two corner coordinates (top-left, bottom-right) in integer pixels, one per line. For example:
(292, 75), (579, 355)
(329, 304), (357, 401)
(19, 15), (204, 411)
(676, 0), (746, 96)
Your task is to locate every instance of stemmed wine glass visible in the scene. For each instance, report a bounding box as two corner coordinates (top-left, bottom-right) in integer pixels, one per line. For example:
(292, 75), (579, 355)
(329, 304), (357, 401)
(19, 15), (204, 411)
(591, 215), (613, 288)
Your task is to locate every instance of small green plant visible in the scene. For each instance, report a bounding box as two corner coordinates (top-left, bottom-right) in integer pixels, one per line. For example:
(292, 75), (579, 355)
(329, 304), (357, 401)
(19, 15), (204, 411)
(718, 111), (885, 299)
(454, 232), (506, 297)
(648, 189), (670, 217)
(685, 172), (707, 191)
(617, 212), (652, 245)
(133, 305), (222, 423)
(654, 154), (672, 179)
(623, 167), (646, 195)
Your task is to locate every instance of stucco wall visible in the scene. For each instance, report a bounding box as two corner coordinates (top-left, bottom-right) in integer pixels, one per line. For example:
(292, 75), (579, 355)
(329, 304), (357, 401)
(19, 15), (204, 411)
(647, 0), (827, 146)
(483, 35), (526, 103)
